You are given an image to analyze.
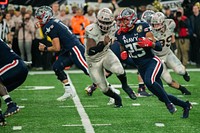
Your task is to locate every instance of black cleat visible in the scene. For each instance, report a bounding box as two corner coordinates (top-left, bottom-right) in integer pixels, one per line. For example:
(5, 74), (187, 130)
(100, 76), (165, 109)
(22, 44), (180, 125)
(129, 91), (137, 100)
(122, 85), (137, 100)
(167, 103), (177, 114)
(179, 86), (191, 95)
(183, 72), (190, 82)
(182, 101), (192, 118)
(3, 102), (20, 118)
(138, 87), (153, 97)
(0, 113), (6, 126)
(114, 96), (123, 108)
(85, 84), (97, 96)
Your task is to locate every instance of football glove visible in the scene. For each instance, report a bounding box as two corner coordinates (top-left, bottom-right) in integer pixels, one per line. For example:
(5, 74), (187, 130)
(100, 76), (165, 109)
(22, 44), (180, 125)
(138, 37), (153, 47)
(120, 51), (128, 60)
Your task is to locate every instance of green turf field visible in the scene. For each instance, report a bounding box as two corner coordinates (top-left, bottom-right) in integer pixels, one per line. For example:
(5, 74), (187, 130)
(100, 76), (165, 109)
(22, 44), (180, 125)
(1, 70), (200, 133)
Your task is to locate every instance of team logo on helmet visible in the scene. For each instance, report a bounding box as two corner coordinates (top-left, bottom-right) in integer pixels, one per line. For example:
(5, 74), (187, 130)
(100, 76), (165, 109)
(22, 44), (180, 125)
(35, 6), (53, 28)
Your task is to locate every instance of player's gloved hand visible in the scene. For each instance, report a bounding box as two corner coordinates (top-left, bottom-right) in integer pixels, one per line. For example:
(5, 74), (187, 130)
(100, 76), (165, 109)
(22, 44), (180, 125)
(120, 51), (128, 60)
(138, 37), (153, 47)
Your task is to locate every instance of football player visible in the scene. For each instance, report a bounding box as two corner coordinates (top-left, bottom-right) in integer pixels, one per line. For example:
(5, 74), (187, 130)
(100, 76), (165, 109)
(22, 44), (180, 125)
(150, 12), (191, 95)
(110, 40), (152, 97)
(85, 8), (137, 107)
(0, 39), (28, 126)
(115, 8), (192, 118)
(35, 6), (93, 101)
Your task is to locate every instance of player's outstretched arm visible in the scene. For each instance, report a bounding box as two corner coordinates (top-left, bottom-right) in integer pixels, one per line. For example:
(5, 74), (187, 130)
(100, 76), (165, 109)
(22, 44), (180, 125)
(145, 31), (162, 51)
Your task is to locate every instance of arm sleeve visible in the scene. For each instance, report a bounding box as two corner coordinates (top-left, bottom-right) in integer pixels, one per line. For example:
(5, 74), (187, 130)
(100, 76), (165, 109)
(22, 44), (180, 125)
(154, 41), (162, 51)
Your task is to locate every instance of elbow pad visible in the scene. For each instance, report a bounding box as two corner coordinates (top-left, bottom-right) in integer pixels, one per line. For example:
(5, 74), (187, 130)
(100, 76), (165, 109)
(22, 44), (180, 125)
(171, 42), (177, 51)
(88, 41), (105, 55)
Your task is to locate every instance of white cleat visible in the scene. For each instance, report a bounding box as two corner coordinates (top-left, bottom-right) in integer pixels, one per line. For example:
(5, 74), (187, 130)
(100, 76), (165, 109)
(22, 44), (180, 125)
(57, 88), (76, 101)
(107, 98), (115, 105)
(57, 93), (71, 101)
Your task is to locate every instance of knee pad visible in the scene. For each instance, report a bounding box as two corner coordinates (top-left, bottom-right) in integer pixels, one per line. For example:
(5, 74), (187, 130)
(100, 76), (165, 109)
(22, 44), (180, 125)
(111, 65), (124, 75)
(174, 65), (185, 75)
(53, 67), (67, 81)
(161, 71), (173, 84)
(116, 69), (125, 77)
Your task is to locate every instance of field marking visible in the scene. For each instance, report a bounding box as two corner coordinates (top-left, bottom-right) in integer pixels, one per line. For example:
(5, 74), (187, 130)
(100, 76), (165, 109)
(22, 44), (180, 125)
(191, 102), (198, 105)
(132, 103), (141, 106)
(62, 124), (111, 127)
(13, 126), (22, 130)
(113, 84), (194, 89)
(19, 106), (25, 109)
(59, 106), (75, 108)
(21, 98), (28, 101)
(92, 124), (112, 126)
(155, 123), (165, 127)
(18, 86), (55, 90)
(28, 68), (200, 75)
(59, 105), (99, 108)
(68, 75), (95, 133)
(62, 124), (82, 127)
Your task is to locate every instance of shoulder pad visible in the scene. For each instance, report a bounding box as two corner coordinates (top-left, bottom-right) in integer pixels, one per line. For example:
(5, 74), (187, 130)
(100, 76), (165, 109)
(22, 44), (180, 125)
(165, 19), (175, 32)
(85, 23), (99, 37)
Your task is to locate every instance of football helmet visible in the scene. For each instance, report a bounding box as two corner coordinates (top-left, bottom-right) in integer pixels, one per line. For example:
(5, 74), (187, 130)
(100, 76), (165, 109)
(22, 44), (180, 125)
(35, 6), (53, 28)
(97, 8), (115, 32)
(151, 12), (165, 31)
(141, 10), (155, 24)
(117, 8), (137, 33)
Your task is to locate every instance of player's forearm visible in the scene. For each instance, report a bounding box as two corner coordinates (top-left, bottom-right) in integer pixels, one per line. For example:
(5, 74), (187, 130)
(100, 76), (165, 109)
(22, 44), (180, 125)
(88, 41), (105, 55)
(45, 45), (60, 52)
(152, 41), (162, 51)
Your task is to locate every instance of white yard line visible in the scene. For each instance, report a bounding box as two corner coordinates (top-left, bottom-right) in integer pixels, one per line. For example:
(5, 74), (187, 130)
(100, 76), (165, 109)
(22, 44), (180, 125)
(68, 75), (95, 133)
(28, 68), (200, 75)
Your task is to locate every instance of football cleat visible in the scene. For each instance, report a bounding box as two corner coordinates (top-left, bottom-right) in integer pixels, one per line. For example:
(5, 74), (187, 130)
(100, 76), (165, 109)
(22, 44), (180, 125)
(122, 85), (137, 100)
(138, 86), (153, 97)
(167, 103), (177, 114)
(182, 101), (192, 118)
(57, 87), (76, 101)
(0, 113), (6, 126)
(107, 98), (115, 105)
(57, 93), (72, 101)
(179, 86), (191, 95)
(107, 85), (120, 106)
(85, 84), (97, 96)
(4, 102), (20, 118)
(114, 96), (123, 108)
(183, 72), (190, 82)
(129, 91), (137, 100)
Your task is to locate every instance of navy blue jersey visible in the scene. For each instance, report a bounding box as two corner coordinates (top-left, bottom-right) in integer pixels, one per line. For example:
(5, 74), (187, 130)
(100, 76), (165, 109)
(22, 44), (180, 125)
(115, 22), (155, 68)
(0, 39), (20, 68)
(42, 18), (82, 52)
